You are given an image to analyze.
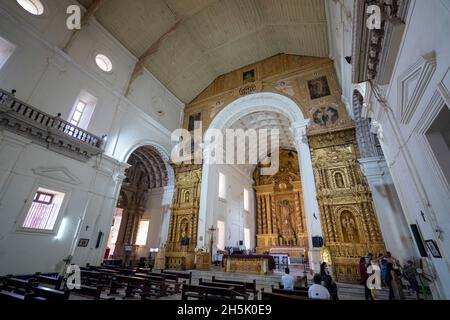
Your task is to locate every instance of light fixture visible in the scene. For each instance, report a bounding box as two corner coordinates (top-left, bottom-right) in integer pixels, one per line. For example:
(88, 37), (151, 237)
(95, 54), (113, 72)
(17, 0), (44, 16)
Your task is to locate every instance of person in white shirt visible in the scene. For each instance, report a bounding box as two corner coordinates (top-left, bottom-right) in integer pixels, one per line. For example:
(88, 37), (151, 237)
(308, 274), (331, 300)
(281, 268), (295, 291)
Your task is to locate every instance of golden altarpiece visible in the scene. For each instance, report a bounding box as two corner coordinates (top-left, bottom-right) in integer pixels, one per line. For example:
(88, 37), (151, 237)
(253, 150), (308, 257)
(159, 54), (385, 281)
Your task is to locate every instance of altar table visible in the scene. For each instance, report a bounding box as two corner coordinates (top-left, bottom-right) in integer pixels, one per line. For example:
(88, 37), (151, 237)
(222, 255), (275, 275)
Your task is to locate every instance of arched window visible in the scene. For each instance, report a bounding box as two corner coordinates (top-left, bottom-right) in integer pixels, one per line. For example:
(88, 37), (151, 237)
(95, 54), (113, 72)
(17, 0), (44, 15)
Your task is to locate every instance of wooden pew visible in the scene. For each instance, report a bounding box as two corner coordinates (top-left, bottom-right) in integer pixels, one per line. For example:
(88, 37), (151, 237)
(135, 273), (180, 295)
(1, 277), (37, 295)
(211, 276), (258, 300)
(34, 273), (64, 290)
(162, 270), (192, 285)
(140, 280), (168, 300)
(271, 286), (309, 298)
(261, 289), (309, 301)
(181, 284), (247, 300)
(0, 290), (39, 301)
(198, 278), (248, 297)
(72, 284), (108, 300)
(30, 286), (71, 301)
(80, 270), (103, 287)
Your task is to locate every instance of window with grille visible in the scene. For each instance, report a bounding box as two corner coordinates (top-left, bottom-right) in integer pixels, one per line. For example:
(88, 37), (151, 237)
(22, 188), (65, 231)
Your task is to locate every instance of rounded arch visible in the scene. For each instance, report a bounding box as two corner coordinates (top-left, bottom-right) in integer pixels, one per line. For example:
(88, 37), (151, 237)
(123, 140), (175, 187)
(208, 92), (306, 131)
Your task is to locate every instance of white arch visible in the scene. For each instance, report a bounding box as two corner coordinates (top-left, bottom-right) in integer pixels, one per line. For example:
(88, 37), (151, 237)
(122, 140), (175, 187)
(208, 92), (305, 131)
(197, 92), (323, 272)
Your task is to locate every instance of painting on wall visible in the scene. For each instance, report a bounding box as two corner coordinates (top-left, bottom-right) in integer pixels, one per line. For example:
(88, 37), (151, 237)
(312, 107), (339, 127)
(308, 76), (331, 100)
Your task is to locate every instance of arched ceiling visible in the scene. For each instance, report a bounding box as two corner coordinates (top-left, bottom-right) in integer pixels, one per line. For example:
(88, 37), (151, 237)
(78, 0), (329, 103)
(227, 111), (296, 175)
(127, 146), (170, 189)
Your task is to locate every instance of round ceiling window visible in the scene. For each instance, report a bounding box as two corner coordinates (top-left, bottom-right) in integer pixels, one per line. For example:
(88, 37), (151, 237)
(95, 54), (113, 73)
(17, 0), (45, 16)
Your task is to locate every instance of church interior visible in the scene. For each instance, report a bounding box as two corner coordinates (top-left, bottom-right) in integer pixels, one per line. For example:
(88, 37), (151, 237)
(0, 0), (449, 302)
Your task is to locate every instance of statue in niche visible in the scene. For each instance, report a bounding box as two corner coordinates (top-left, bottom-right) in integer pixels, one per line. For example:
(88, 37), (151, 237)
(335, 172), (345, 188)
(277, 200), (297, 246)
(184, 190), (190, 203)
(341, 212), (358, 243)
(180, 223), (190, 246)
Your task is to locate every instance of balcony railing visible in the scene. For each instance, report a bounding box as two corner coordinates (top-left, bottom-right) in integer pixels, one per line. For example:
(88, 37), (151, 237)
(0, 89), (104, 162)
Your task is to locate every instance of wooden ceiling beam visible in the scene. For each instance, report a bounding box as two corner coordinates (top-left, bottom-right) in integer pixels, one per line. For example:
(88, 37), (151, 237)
(62, 0), (107, 51)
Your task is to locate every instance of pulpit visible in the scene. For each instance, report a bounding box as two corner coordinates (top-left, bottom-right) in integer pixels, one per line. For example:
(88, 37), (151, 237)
(195, 252), (211, 270)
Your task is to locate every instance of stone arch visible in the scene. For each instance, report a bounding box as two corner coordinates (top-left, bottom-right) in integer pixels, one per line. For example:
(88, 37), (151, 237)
(197, 91), (323, 271)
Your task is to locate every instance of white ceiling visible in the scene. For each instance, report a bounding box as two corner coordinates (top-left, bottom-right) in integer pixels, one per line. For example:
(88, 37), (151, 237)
(79, 0), (329, 103)
(228, 111), (295, 175)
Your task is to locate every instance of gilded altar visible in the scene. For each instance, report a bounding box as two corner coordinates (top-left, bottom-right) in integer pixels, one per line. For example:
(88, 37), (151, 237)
(308, 128), (386, 282)
(223, 255), (275, 275)
(164, 163), (202, 270)
(254, 150), (309, 255)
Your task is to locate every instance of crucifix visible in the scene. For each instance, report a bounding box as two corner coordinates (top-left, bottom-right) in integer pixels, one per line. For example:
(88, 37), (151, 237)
(208, 225), (217, 261)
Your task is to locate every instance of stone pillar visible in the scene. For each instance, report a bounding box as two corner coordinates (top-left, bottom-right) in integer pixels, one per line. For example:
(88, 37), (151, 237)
(291, 120), (323, 273)
(359, 156), (415, 263)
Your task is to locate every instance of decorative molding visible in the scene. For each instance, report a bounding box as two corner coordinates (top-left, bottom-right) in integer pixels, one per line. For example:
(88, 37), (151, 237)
(32, 166), (82, 185)
(398, 52), (437, 124)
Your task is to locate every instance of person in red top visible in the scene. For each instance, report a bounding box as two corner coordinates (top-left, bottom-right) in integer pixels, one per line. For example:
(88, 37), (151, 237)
(359, 257), (373, 300)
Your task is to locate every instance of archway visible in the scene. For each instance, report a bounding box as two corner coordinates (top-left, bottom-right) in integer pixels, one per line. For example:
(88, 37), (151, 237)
(197, 92), (324, 272)
(106, 144), (175, 265)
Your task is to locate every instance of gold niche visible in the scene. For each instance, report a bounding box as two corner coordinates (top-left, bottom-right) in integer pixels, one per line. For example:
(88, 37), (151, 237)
(254, 150), (308, 257)
(308, 128), (386, 283)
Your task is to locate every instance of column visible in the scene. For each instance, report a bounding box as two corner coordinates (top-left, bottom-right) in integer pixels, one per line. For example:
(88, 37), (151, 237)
(359, 156), (415, 262)
(291, 120), (323, 273)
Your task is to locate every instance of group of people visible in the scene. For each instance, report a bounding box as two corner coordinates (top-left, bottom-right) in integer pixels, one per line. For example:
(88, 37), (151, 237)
(281, 262), (338, 300)
(359, 251), (421, 300)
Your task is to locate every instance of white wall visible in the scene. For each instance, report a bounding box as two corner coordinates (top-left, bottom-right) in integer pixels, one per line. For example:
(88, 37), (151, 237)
(0, 0), (183, 274)
(203, 164), (256, 252)
(366, 0), (450, 299)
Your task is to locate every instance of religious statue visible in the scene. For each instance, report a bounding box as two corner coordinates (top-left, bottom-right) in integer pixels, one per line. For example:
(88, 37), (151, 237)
(335, 172), (345, 188)
(184, 190), (190, 203)
(341, 212), (358, 243)
(180, 224), (190, 246)
(277, 200), (297, 246)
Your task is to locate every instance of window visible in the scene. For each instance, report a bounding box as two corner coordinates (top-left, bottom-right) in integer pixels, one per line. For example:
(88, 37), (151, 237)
(68, 90), (97, 130)
(218, 172), (226, 199)
(70, 100), (86, 127)
(244, 228), (251, 250)
(243, 188), (250, 212)
(425, 105), (450, 186)
(16, 0), (44, 15)
(22, 188), (65, 231)
(217, 220), (225, 251)
(95, 54), (113, 73)
(0, 36), (15, 70)
(135, 220), (149, 246)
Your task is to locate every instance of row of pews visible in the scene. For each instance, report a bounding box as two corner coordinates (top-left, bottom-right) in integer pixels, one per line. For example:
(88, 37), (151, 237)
(181, 276), (258, 300)
(261, 285), (310, 301)
(0, 265), (193, 301)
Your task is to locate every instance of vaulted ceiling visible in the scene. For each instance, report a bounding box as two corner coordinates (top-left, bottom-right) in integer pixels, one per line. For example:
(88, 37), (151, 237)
(229, 111), (295, 175)
(78, 0), (330, 103)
